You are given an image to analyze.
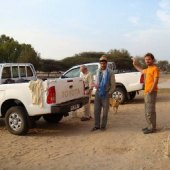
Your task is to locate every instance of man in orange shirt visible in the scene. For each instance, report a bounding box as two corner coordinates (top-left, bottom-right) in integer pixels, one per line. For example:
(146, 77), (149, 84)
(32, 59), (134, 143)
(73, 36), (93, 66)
(132, 53), (159, 134)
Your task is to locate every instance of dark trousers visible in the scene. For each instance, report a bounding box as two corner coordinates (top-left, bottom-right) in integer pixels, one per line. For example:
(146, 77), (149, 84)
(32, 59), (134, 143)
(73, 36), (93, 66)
(94, 92), (109, 128)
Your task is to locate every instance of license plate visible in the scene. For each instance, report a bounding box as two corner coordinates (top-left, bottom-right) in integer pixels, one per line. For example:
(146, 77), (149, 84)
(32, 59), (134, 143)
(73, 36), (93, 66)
(70, 104), (80, 111)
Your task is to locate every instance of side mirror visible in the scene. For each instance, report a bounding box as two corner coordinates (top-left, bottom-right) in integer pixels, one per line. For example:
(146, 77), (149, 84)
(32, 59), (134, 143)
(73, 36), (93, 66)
(60, 75), (67, 79)
(113, 69), (119, 74)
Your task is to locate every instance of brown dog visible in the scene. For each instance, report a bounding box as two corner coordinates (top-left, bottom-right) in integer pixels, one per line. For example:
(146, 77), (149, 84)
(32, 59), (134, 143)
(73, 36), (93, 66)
(109, 98), (120, 114)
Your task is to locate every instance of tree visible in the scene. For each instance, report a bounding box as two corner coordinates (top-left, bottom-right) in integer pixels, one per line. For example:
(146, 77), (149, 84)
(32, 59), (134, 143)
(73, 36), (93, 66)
(1, 34), (169, 73)
(40, 59), (64, 72)
(0, 34), (41, 69)
(17, 44), (41, 69)
(61, 51), (105, 70)
(107, 49), (134, 71)
(0, 34), (20, 62)
(157, 60), (169, 72)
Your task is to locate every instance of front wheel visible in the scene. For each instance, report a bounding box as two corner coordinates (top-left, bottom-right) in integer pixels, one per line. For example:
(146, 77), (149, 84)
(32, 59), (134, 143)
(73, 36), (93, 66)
(5, 106), (29, 135)
(43, 114), (63, 123)
(112, 87), (127, 104)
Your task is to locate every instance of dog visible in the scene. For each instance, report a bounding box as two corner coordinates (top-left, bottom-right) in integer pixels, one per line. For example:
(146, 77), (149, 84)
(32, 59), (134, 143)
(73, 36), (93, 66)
(109, 98), (120, 114)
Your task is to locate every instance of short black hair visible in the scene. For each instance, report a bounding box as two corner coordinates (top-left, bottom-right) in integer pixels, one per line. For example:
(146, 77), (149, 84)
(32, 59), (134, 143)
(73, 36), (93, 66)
(99, 55), (108, 63)
(144, 53), (155, 60)
(99, 59), (107, 63)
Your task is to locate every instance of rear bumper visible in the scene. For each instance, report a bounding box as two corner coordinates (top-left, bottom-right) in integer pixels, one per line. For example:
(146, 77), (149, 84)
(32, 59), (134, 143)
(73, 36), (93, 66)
(51, 96), (89, 114)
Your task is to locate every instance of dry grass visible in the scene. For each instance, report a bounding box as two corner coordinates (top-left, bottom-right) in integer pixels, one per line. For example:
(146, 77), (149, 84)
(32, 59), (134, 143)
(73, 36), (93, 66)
(159, 73), (170, 83)
(158, 88), (170, 93)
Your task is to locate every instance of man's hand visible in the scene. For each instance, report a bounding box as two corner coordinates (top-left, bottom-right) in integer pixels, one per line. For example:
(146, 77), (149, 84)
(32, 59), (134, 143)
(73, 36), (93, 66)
(131, 57), (136, 66)
(131, 57), (143, 73)
(92, 83), (98, 89)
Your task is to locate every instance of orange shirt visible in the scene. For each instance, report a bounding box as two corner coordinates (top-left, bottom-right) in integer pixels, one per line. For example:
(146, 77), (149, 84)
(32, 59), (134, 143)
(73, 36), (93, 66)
(143, 65), (159, 94)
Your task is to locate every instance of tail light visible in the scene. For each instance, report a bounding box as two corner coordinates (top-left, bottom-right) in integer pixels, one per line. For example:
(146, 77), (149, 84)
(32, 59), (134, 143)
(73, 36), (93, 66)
(47, 86), (56, 104)
(140, 74), (144, 84)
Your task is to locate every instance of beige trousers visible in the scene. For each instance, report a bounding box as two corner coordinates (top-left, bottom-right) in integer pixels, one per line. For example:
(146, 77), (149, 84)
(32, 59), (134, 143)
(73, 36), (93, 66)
(144, 92), (157, 130)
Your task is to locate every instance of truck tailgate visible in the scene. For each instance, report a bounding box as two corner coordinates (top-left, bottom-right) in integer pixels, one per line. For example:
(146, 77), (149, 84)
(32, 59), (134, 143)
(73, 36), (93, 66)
(53, 77), (85, 104)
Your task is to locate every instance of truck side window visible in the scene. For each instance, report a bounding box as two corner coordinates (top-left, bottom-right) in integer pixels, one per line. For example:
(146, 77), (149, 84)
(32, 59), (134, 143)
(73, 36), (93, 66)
(12, 66), (19, 78)
(64, 68), (80, 78)
(86, 65), (98, 76)
(27, 66), (33, 77)
(2, 67), (11, 79)
(19, 66), (26, 78)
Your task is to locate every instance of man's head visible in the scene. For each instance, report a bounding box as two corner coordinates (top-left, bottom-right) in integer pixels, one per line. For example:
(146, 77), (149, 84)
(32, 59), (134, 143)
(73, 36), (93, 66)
(80, 65), (87, 73)
(99, 55), (108, 70)
(144, 53), (155, 66)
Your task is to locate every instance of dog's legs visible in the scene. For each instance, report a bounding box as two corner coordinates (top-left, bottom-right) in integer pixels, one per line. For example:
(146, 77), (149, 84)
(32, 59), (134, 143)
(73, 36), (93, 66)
(115, 107), (118, 114)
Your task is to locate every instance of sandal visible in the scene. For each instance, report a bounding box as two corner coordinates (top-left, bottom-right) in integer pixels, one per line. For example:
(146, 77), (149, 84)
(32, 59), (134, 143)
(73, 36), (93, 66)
(81, 117), (90, 121)
(91, 127), (100, 131)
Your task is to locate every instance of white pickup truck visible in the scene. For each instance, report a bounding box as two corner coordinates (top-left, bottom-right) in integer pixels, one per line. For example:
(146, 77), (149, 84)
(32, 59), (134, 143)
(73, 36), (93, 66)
(61, 62), (144, 104)
(0, 63), (89, 135)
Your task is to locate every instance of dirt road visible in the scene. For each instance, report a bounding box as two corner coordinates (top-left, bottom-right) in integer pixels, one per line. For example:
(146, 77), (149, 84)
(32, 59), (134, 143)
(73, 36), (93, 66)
(0, 90), (170, 170)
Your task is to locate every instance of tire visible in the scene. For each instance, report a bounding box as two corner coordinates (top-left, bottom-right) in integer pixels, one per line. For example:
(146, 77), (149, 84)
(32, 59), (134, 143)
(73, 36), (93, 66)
(5, 106), (29, 135)
(128, 91), (136, 100)
(112, 87), (127, 104)
(43, 114), (63, 123)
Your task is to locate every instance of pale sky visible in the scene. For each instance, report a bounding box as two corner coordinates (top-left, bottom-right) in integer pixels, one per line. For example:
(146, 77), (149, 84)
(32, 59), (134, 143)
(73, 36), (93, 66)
(1, 0), (170, 61)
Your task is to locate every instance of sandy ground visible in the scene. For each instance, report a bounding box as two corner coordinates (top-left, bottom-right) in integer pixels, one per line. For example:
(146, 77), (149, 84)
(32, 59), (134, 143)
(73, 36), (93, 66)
(0, 75), (170, 170)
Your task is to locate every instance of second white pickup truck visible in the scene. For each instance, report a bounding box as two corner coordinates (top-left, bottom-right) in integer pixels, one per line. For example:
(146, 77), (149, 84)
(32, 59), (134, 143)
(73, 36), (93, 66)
(0, 63), (89, 135)
(61, 62), (144, 104)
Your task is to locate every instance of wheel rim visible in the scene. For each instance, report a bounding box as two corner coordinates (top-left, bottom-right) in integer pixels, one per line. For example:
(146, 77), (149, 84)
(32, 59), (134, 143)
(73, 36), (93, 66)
(9, 113), (22, 131)
(112, 91), (123, 101)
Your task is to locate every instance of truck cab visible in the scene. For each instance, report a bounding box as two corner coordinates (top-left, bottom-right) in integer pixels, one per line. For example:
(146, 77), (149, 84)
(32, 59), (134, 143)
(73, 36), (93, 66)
(0, 63), (37, 84)
(61, 62), (116, 79)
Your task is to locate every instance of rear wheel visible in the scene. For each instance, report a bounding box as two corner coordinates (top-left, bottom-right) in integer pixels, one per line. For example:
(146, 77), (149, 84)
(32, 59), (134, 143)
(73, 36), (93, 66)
(112, 87), (127, 104)
(5, 106), (29, 135)
(43, 114), (63, 123)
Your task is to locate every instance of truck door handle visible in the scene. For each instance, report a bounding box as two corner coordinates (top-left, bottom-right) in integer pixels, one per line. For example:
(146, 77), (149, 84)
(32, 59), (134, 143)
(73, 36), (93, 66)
(69, 85), (73, 88)
(67, 80), (73, 82)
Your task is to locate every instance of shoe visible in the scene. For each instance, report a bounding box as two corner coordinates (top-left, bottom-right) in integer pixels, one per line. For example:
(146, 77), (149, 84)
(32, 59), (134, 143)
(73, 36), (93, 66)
(142, 127), (148, 131)
(91, 127), (100, 131)
(143, 129), (156, 134)
(89, 116), (93, 119)
(81, 117), (90, 121)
